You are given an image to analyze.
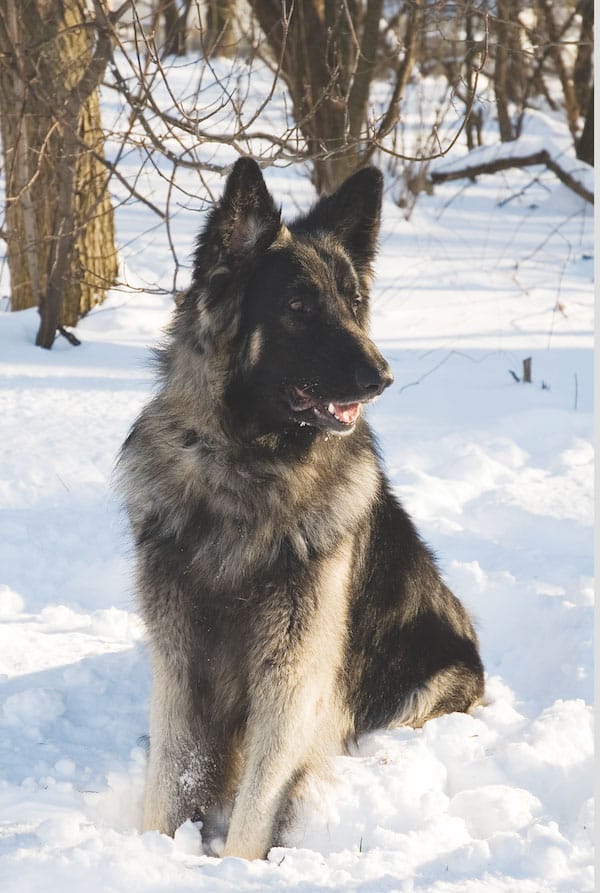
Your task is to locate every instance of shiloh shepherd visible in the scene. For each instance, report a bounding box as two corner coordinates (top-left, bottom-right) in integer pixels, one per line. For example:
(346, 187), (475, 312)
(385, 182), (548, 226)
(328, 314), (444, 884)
(118, 158), (484, 860)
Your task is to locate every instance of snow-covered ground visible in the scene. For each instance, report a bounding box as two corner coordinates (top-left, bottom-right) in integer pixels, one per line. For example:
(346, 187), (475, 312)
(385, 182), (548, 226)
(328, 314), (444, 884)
(0, 56), (594, 892)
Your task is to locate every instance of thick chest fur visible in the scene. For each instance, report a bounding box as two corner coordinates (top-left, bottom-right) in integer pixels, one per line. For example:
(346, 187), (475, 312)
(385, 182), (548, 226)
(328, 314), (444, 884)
(125, 426), (377, 701)
(137, 501), (357, 733)
(121, 409), (381, 588)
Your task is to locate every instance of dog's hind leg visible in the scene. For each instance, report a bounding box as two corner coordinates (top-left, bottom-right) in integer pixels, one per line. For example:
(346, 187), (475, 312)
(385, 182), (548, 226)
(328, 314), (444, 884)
(390, 585), (485, 729)
(390, 663), (485, 730)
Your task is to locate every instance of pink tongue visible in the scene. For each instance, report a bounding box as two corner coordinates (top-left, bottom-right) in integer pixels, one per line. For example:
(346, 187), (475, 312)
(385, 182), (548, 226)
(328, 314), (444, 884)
(333, 402), (360, 423)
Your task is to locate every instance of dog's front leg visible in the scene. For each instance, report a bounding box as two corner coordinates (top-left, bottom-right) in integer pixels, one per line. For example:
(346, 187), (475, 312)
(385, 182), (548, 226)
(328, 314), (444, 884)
(222, 670), (319, 860)
(223, 548), (352, 860)
(143, 650), (216, 837)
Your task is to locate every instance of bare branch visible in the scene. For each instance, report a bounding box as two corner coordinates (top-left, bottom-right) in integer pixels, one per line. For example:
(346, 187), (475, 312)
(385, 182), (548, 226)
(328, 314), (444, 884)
(431, 149), (593, 205)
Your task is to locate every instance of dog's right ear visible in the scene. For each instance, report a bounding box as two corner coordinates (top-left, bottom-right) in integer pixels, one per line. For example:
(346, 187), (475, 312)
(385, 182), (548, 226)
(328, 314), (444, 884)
(203, 158), (282, 272)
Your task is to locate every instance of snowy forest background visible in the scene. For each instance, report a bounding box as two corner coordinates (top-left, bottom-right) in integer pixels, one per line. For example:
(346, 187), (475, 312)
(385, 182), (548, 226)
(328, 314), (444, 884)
(0, 2), (594, 891)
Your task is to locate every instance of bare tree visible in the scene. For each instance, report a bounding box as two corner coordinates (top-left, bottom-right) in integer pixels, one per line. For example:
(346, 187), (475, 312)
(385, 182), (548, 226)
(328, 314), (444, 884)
(576, 86), (593, 166)
(536, 0), (579, 138)
(0, 0), (121, 348)
(103, 0), (592, 224)
(573, 0), (593, 115)
(103, 2), (487, 219)
(205, 0), (237, 57)
(248, 0), (427, 193)
(493, 0), (521, 141)
(155, 0), (193, 57)
(488, 1), (593, 149)
(0, 0), (590, 350)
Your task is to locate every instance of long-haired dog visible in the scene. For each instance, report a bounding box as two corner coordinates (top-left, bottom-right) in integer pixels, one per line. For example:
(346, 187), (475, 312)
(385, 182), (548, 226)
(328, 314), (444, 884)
(118, 159), (484, 859)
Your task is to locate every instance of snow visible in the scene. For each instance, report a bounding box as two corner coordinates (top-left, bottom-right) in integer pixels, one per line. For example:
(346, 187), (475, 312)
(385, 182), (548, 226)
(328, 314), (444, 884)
(432, 107), (594, 197)
(0, 56), (594, 892)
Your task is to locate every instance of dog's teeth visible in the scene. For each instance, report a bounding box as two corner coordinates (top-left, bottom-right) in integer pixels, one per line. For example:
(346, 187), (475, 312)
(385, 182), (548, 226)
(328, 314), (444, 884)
(328, 403), (336, 415)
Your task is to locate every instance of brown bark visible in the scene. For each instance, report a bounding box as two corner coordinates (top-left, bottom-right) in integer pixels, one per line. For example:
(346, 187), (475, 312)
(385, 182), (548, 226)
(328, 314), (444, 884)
(250, 0), (356, 193)
(464, 9), (481, 151)
(537, 0), (580, 137)
(360, 0), (421, 165)
(494, 1), (518, 141)
(0, 0), (118, 346)
(159, 0), (192, 57)
(348, 0), (383, 141)
(573, 0), (593, 114)
(576, 87), (594, 166)
(205, 0), (237, 57)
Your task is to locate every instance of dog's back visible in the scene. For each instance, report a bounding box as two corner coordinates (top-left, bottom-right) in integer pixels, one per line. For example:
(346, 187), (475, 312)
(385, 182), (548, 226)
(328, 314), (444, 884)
(119, 159), (484, 859)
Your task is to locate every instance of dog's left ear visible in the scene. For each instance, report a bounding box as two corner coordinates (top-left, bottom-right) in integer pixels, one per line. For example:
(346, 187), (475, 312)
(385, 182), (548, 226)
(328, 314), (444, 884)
(216, 158), (282, 266)
(294, 167), (383, 279)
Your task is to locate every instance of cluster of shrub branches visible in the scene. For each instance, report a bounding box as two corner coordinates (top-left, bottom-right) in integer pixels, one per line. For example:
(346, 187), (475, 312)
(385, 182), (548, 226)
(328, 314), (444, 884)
(0, 0), (593, 346)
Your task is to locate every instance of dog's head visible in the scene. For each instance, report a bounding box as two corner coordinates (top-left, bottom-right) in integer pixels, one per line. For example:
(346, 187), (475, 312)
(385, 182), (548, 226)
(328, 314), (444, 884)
(174, 158), (393, 439)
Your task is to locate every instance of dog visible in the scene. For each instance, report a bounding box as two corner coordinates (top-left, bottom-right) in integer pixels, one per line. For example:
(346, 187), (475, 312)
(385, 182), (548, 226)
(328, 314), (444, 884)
(118, 158), (484, 860)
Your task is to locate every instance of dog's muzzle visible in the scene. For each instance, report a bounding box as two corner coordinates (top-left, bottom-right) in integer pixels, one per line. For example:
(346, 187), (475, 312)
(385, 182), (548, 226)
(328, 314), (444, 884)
(288, 359), (393, 435)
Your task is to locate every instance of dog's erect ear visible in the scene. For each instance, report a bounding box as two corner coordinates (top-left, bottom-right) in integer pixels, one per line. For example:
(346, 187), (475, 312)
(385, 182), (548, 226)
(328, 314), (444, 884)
(214, 158), (281, 266)
(187, 159), (283, 319)
(293, 167), (383, 279)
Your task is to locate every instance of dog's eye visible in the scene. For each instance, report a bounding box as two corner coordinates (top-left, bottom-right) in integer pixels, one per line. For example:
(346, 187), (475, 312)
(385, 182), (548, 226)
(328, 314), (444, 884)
(288, 299), (309, 313)
(351, 295), (363, 312)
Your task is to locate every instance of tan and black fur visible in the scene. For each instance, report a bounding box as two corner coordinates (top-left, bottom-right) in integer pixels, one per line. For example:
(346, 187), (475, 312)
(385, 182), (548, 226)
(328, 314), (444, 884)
(118, 159), (484, 860)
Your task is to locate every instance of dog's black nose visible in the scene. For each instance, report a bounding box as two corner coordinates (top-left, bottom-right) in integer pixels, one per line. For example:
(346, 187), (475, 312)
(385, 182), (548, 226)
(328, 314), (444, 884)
(355, 364), (394, 395)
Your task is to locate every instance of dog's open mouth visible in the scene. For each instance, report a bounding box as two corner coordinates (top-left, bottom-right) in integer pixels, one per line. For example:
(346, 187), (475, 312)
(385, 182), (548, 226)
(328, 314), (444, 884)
(288, 386), (363, 434)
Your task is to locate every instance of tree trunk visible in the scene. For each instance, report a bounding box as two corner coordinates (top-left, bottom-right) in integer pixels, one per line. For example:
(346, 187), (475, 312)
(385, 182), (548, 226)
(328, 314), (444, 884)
(160, 0), (192, 57)
(573, 0), (593, 115)
(494, 0), (518, 141)
(464, 9), (478, 151)
(360, 0), (421, 166)
(250, 0), (358, 193)
(0, 0), (117, 346)
(347, 0), (383, 142)
(205, 0), (237, 57)
(537, 0), (580, 138)
(250, 0), (361, 193)
(576, 87), (594, 166)
(249, 0), (430, 193)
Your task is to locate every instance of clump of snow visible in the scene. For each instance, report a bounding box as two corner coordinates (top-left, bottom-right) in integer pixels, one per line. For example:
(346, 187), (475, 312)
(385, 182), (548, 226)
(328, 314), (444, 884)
(0, 585), (24, 618)
(173, 819), (204, 856)
(3, 688), (65, 733)
(448, 784), (542, 837)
